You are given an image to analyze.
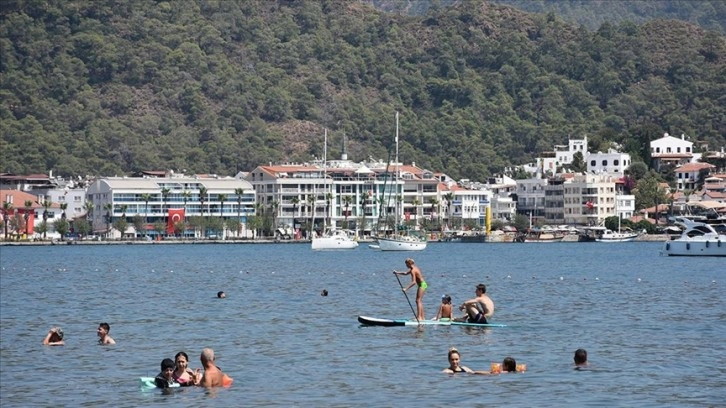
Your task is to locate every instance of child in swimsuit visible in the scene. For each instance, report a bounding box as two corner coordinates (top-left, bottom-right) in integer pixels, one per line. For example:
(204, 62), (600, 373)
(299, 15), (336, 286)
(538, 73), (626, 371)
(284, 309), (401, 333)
(434, 295), (453, 321)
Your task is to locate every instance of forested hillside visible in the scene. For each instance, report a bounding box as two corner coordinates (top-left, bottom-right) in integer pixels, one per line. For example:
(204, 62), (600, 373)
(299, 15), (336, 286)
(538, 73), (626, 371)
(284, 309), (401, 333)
(1, 0), (725, 181)
(370, 0), (726, 34)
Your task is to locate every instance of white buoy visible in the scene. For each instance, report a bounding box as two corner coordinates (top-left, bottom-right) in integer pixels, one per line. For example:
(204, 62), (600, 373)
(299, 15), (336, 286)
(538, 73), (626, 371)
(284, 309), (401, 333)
(559, 277), (564, 280)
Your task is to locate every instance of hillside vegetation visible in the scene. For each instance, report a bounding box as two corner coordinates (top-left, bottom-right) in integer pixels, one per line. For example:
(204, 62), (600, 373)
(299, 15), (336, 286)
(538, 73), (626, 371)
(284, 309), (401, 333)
(1, 0), (725, 181)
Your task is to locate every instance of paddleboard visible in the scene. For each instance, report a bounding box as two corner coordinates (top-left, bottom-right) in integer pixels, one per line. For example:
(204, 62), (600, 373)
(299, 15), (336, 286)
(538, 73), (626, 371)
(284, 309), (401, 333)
(357, 315), (506, 328)
(139, 377), (180, 389)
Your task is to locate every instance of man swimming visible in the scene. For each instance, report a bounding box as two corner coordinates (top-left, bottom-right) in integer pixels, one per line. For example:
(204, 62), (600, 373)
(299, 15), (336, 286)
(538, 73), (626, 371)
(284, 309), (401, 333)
(457, 283), (494, 323)
(199, 348), (233, 388)
(394, 258), (427, 320)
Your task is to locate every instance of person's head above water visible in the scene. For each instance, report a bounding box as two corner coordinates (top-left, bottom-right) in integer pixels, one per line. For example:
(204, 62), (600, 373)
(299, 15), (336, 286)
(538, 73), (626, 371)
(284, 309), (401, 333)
(574, 348), (588, 365)
(217, 291), (226, 298)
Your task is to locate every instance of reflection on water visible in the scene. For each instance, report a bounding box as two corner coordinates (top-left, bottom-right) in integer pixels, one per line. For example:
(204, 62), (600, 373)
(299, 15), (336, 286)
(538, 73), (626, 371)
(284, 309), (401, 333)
(1, 242), (724, 407)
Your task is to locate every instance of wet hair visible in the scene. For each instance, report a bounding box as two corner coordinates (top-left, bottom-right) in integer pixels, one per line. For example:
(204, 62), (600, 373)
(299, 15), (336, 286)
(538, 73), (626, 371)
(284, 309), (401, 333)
(321, 289), (328, 296)
(161, 358), (175, 371)
(54, 328), (64, 340)
(441, 295), (451, 304)
(99, 322), (110, 332)
(405, 258), (414, 265)
(502, 356), (516, 372)
(447, 347), (460, 360)
(476, 284), (487, 293)
(175, 351), (189, 362)
(574, 349), (588, 365)
(217, 291), (225, 298)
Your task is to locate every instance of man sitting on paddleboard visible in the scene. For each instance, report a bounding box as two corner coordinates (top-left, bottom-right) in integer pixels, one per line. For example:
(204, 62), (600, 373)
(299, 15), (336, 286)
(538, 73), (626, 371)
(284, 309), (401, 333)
(457, 284), (494, 324)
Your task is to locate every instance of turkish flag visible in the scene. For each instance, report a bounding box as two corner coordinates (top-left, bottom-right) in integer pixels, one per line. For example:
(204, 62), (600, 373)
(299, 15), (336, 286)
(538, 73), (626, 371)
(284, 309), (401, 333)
(167, 208), (185, 234)
(405, 212), (411, 220)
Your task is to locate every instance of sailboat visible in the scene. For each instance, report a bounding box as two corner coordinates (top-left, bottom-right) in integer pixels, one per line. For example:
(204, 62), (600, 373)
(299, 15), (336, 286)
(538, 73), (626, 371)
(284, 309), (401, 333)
(312, 128), (358, 250)
(596, 196), (641, 242)
(374, 112), (427, 251)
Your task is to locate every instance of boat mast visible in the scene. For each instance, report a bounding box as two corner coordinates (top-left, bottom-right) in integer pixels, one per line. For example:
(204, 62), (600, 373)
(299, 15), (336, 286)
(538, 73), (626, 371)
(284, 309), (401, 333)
(395, 112), (400, 234)
(323, 128), (327, 231)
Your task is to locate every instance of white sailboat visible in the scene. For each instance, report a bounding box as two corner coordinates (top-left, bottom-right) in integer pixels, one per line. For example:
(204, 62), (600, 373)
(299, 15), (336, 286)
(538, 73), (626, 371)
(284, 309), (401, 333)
(312, 129), (358, 250)
(596, 196), (641, 242)
(374, 112), (427, 251)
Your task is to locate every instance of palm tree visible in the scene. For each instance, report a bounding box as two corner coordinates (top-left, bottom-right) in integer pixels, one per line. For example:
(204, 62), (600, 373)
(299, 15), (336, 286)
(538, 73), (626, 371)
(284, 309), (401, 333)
(60, 202), (68, 220)
(140, 193), (152, 237)
(198, 186), (208, 217)
(84, 201), (94, 221)
(182, 190), (191, 217)
(218, 193), (227, 238)
(198, 186), (208, 238)
(428, 197), (439, 223)
(342, 195), (353, 229)
(2, 202), (13, 240)
(291, 196), (300, 227)
(270, 200), (279, 230)
(161, 187), (170, 224)
(39, 199), (52, 239)
(307, 194), (316, 238)
(234, 187), (244, 237)
(103, 203), (113, 237)
(324, 192), (333, 231)
(443, 192), (454, 229)
(24, 200), (33, 238)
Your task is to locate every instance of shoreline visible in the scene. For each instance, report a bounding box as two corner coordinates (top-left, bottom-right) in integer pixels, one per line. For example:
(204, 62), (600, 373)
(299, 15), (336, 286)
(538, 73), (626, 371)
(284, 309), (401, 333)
(0, 234), (669, 246)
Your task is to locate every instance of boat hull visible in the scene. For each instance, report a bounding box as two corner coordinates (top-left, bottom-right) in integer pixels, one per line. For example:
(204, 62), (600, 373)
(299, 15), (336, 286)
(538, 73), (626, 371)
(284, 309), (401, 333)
(662, 239), (726, 256)
(376, 237), (427, 251)
(311, 237), (358, 250)
(357, 315), (506, 328)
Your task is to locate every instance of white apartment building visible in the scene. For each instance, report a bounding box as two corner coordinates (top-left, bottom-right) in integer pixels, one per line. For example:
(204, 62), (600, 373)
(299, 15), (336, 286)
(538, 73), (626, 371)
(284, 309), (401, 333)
(86, 175), (255, 238)
(245, 158), (453, 237)
(443, 182), (493, 229)
(674, 162), (715, 191)
(586, 149), (631, 175)
(563, 174), (618, 225)
(514, 177), (548, 226)
(650, 133), (694, 170)
(528, 137), (589, 176)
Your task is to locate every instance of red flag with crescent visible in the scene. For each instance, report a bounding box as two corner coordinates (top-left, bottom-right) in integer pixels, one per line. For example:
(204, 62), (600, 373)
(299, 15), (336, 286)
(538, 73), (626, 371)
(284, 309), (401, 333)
(167, 208), (185, 234)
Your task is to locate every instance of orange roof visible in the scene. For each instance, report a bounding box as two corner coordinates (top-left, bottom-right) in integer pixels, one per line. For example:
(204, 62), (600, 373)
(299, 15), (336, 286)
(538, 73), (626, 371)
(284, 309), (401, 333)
(0, 190), (44, 209)
(675, 162), (715, 172)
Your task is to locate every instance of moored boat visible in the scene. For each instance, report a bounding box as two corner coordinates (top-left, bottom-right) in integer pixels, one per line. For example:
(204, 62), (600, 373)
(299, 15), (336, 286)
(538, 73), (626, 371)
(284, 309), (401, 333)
(661, 218), (726, 257)
(311, 229), (359, 250)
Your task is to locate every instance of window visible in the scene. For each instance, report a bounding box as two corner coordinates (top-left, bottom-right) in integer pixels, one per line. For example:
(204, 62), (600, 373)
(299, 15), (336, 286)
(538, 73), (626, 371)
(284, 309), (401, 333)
(686, 147), (691, 153)
(590, 160), (596, 166)
(677, 147), (681, 153)
(602, 160), (608, 166)
(614, 160), (619, 166)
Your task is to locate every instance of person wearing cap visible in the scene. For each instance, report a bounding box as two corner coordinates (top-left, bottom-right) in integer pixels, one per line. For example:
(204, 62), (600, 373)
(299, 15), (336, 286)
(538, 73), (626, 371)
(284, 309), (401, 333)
(42, 327), (65, 346)
(154, 358), (180, 388)
(433, 294), (454, 321)
(456, 283), (494, 324)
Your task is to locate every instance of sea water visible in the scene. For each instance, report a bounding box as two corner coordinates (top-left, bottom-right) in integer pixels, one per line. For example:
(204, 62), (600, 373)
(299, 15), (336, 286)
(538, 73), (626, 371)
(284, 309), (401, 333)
(0, 242), (723, 407)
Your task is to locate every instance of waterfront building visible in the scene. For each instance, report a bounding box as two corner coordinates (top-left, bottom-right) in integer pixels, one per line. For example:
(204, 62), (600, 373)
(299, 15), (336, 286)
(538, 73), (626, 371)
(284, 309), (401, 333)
(586, 149), (631, 175)
(650, 133), (694, 170)
(563, 174), (619, 225)
(85, 174), (255, 239)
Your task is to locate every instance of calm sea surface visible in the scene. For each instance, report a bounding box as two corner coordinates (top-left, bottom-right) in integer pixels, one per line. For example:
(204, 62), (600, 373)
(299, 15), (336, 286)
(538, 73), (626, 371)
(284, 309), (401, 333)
(0, 241), (723, 407)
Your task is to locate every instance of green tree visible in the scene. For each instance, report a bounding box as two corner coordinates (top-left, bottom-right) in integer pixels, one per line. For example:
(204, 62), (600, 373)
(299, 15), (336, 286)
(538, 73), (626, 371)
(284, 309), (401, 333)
(74, 218), (91, 238)
(633, 172), (669, 211)
(153, 221), (166, 238)
(512, 214), (531, 231)
(342, 195), (353, 230)
(53, 218), (70, 241)
(140, 192), (152, 237)
(23, 200), (33, 238)
(2, 202), (12, 240)
(234, 187), (245, 237)
(571, 151), (586, 173)
(132, 214), (144, 238)
(39, 199), (52, 239)
(36, 221), (48, 240)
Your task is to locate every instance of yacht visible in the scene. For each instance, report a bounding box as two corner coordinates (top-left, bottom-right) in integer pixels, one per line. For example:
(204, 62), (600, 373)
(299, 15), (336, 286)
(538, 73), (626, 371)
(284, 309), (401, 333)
(661, 218), (725, 257)
(311, 229), (359, 250)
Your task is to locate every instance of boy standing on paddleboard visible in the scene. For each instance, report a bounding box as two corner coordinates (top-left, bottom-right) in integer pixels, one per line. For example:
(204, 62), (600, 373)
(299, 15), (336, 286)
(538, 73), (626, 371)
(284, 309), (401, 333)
(394, 258), (427, 320)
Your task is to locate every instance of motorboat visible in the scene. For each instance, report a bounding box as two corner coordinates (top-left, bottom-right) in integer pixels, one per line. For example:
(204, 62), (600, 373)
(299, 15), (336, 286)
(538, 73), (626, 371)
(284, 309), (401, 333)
(376, 234), (427, 251)
(596, 228), (641, 242)
(311, 229), (359, 250)
(661, 218), (725, 257)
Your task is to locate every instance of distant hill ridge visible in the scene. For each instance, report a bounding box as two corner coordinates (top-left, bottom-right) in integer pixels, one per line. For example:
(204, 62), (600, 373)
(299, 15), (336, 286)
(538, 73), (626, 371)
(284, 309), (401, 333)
(1, 0), (724, 181)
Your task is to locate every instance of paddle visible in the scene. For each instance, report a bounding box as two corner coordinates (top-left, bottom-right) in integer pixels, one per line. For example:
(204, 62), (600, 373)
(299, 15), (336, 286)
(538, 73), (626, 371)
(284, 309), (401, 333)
(393, 271), (419, 323)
